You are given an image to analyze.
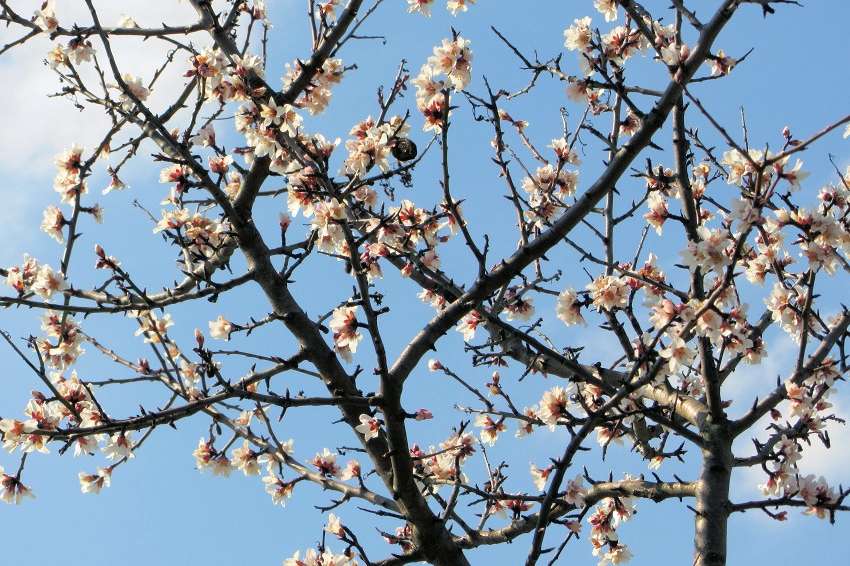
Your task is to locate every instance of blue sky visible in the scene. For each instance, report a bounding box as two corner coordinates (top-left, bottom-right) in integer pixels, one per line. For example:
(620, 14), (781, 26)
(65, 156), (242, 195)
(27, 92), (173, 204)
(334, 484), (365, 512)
(1, 1), (849, 565)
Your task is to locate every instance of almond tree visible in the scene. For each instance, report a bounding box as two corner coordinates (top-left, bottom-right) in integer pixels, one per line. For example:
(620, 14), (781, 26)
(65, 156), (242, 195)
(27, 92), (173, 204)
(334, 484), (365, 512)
(0, 1), (848, 565)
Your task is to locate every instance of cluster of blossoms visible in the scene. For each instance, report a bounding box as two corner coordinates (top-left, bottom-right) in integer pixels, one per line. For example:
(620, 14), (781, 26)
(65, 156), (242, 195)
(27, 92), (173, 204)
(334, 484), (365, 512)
(281, 57), (345, 116)
(520, 148), (581, 229)
(113, 74), (150, 111)
(0, 466), (35, 504)
(186, 46), (342, 184)
(132, 311), (174, 344)
(53, 143), (87, 204)
(407, 0), (477, 18)
(0, 371), (146, 497)
(4, 255), (67, 302)
(195, 435), (300, 505)
(186, 46), (265, 105)
(34, 311), (86, 370)
(340, 115), (410, 177)
(152, 205), (230, 261)
(283, 548), (357, 566)
(588, 495), (636, 566)
(562, 6), (734, 113)
(409, 431), (476, 490)
(759, 365), (841, 521)
(411, 37), (473, 132)
(328, 306), (363, 362)
(306, 448), (360, 482)
(0, 371), (109, 461)
(383, 523), (414, 553)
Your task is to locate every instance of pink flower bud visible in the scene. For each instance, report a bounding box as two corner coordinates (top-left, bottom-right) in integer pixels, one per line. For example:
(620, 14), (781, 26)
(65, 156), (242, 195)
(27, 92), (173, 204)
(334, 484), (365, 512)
(415, 409), (433, 421)
(279, 212), (291, 231)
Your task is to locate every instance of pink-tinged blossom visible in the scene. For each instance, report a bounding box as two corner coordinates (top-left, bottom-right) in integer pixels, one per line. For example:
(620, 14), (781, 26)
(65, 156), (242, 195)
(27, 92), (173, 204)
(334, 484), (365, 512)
(599, 545), (634, 566)
(158, 164), (190, 192)
(324, 513), (344, 537)
(317, 0), (344, 22)
(134, 312), (174, 344)
(659, 336), (697, 375)
(71, 435), (98, 457)
(421, 248), (441, 270)
(456, 310), (483, 341)
(539, 386), (573, 430)
(447, 0), (476, 16)
(407, 0), (435, 17)
(643, 193), (668, 235)
(564, 17), (593, 52)
(78, 467), (111, 494)
(31, 264), (68, 302)
(191, 124), (216, 147)
(34, 1), (58, 34)
(556, 286), (587, 326)
(330, 306), (363, 357)
(418, 93), (448, 132)
(530, 463), (553, 491)
(36, 310), (85, 370)
(209, 454), (235, 477)
(596, 425), (625, 447)
(231, 441), (262, 476)
(340, 459), (361, 481)
(415, 409), (433, 421)
(0, 469), (35, 504)
(504, 296), (535, 322)
(101, 432), (134, 461)
(208, 315), (233, 340)
(114, 75), (150, 110)
(586, 275), (630, 311)
(411, 64), (444, 104)
(309, 448), (342, 478)
(65, 37), (95, 65)
(679, 226), (733, 274)
(88, 203), (105, 224)
(707, 50), (736, 76)
(46, 44), (66, 69)
(383, 524), (414, 553)
(516, 405), (538, 438)
(54, 143), (83, 184)
(521, 164), (579, 199)
(474, 414), (507, 446)
(103, 172), (129, 194)
(594, 0), (618, 21)
(209, 155), (233, 175)
(427, 37), (473, 91)
(775, 157), (810, 191)
(549, 138), (583, 165)
(41, 206), (66, 243)
(263, 474), (294, 506)
(283, 549), (355, 566)
(565, 474), (586, 506)
(355, 414), (381, 440)
(343, 127), (392, 176)
(660, 43), (690, 66)
(490, 495), (534, 519)
(566, 80), (598, 104)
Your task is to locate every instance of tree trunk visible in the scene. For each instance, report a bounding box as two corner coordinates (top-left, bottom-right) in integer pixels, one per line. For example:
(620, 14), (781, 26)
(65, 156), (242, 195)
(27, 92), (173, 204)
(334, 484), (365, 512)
(693, 424), (733, 566)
